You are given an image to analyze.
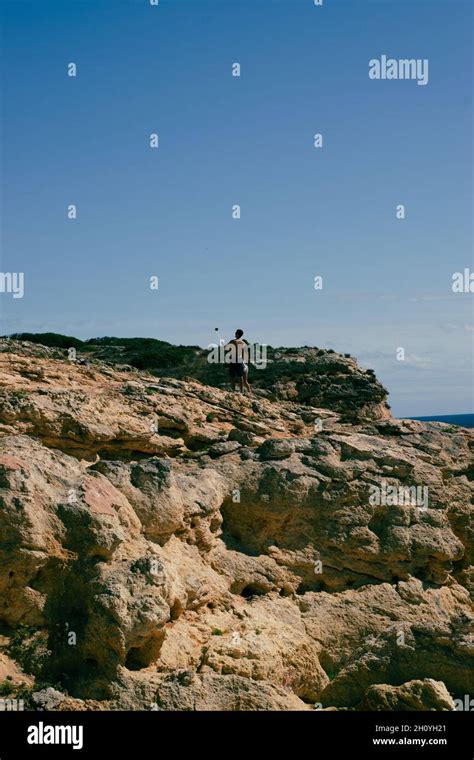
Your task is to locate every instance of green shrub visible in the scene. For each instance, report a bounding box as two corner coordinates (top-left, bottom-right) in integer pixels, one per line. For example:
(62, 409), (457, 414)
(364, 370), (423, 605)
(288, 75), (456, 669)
(0, 679), (16, 696)
(7, 333), (84, 349)
(7, 625), (50, 677)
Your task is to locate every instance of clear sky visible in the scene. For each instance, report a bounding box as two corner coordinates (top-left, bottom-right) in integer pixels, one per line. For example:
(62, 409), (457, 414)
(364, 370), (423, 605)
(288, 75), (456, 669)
(1, 0), (472, 416)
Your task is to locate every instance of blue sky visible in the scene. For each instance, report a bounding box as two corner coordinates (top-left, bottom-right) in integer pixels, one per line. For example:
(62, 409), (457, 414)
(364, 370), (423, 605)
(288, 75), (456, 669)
(1, 0), (472, 416)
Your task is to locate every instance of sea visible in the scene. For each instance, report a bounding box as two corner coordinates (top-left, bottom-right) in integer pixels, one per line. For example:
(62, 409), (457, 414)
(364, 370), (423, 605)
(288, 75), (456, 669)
(402, 414), (474, 428)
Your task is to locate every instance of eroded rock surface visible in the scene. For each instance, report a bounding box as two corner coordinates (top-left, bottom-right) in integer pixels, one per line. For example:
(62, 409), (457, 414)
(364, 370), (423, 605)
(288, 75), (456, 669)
(0, 341), (472, 710)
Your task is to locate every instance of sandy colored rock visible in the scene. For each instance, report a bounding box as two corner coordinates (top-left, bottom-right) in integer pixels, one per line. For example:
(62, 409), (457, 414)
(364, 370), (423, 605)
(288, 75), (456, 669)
(360, 679), (456, 711)
(0, 340), (472, 710)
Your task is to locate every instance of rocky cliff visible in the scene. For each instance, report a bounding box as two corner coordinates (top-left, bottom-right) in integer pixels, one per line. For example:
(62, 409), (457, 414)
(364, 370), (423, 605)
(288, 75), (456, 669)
(0, 339), (472, 711)
(5, 334), (392, 422)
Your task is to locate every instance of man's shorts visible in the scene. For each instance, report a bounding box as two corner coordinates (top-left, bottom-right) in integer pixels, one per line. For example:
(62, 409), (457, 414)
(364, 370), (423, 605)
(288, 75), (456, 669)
(229, 362), (245, 378)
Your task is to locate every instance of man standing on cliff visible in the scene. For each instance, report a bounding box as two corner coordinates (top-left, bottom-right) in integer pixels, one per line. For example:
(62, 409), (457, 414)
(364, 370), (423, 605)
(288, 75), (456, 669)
(226, 329), (252, 394)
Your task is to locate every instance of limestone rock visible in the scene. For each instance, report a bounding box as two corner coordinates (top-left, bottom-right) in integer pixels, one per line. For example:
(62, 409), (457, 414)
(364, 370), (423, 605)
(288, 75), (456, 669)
(31, 687), (66, 710)
(360, 679), (456, 711)
(0, 340), (471, 711)
(258, 439), (295, 460)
